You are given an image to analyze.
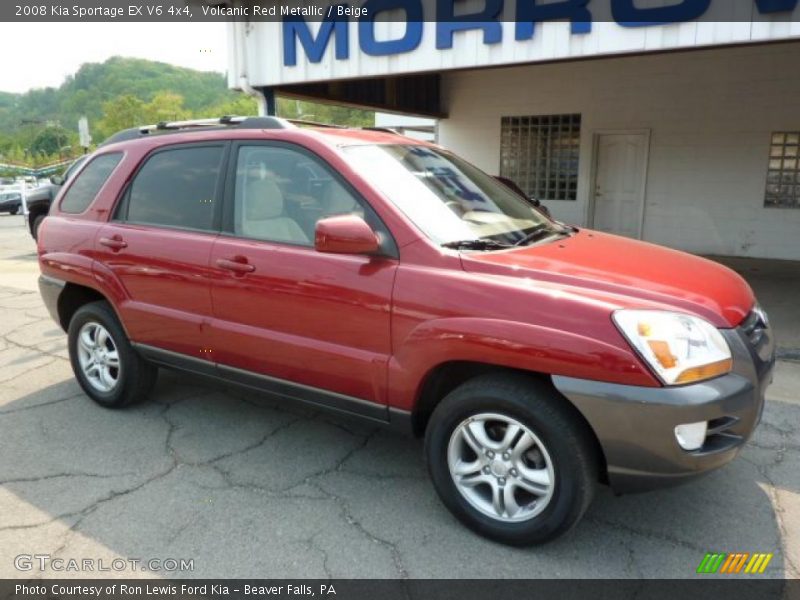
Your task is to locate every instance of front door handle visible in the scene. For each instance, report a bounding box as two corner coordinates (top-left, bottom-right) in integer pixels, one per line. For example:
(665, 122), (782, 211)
(99, 236), (127, 250)
(216, 257), (256, 274)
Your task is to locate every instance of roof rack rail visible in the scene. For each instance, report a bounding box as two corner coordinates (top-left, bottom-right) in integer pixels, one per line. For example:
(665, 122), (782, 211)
(361, 126), (401, 135)
(100, 115), (293, 146)
(285, 119), (347, 129)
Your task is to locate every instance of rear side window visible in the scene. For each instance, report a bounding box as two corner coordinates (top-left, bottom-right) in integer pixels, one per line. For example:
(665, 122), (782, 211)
(59, 153), (122, 214)
(125, 146), (224, 231)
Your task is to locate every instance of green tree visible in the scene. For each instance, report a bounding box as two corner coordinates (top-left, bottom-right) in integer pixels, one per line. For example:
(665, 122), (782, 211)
(277, 98), (373, 126)
(7, 145), (27, 164)
(96, 95), (145, 138)
(141, 91), (191, 124)
(30, 126), (71, 156)
(206, 94), (260, 117)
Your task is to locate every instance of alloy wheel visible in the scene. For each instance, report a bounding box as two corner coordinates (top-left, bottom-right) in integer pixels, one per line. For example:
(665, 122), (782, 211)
(76, 321), (121, 393)
(447, 412), (555, 522)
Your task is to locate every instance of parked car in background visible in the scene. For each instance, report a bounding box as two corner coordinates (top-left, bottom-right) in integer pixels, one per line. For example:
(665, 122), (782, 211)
(37, 116), (775, 546)
(26, 155), (88, 239)
(0, 191), (23, 215)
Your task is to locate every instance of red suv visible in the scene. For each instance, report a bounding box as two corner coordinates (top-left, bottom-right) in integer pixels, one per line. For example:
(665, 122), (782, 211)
(38, 116), (775, 545)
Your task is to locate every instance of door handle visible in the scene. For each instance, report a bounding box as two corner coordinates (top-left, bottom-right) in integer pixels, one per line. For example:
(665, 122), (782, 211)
(99, 236), (127, 250)
(216, 257), (256, 274)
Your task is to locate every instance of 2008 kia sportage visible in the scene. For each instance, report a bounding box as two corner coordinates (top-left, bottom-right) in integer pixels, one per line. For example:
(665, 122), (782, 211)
(37, 116), (775, 545)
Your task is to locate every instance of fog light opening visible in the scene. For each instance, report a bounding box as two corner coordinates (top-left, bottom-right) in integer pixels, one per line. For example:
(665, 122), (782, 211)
(675, 421), (708, 451)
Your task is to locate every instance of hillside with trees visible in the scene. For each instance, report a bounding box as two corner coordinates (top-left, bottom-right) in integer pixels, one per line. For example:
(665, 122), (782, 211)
(0, 56), (373, 171)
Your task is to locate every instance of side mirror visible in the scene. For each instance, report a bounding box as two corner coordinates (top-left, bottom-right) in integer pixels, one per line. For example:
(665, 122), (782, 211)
(315, 214), (380, 255)
(50, 175), (65, 186)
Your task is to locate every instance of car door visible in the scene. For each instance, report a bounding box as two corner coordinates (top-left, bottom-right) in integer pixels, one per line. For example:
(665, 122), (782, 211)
(209, 141), (398, 416)
(94, 143), (227, 363)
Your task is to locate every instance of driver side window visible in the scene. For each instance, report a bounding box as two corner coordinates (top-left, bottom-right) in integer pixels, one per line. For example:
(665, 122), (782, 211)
(233, 145), (365, 245)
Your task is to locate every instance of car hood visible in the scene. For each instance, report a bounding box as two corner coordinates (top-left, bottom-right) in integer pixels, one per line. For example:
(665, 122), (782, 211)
(459, 229), (754, 327)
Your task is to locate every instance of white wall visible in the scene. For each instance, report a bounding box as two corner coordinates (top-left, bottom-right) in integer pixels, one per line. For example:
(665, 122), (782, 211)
(234, 13), (800, 88)
(438, 42), (800, 261)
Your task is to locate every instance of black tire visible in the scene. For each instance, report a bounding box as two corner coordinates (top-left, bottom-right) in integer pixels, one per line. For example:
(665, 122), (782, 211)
(10, 206), (18, 215)
(424, 373), (598, 546)
(67, 301), (157, 408)
(32, 214), (45, 240)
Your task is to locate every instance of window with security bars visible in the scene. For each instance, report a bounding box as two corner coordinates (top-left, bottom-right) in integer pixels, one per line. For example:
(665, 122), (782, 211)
(500, 114), (581, 201)
(766, 132), (800, 208)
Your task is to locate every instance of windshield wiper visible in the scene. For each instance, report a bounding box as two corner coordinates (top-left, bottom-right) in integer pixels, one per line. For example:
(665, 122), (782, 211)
(514, 225), (566, 246)
(441, 239), (514, 251)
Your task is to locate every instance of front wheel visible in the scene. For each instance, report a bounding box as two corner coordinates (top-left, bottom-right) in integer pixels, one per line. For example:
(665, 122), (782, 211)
(425, 373), (598, 546)
(67, 301), (157, 408)
(10, 206), (18, 215)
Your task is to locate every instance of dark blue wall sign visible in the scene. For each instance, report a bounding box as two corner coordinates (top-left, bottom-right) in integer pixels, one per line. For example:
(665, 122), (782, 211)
(283, 7), (348, 65)
(359, 0), (424, 55)
(282, 0), (800, 66)
(436, 0), (503, 49)
(612, 0), (711, 27)
(515, 0), (592, 40)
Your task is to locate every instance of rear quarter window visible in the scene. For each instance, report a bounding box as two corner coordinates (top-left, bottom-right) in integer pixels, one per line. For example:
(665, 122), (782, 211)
(59, 153), (123, 214)
(123, 145), (224, 231)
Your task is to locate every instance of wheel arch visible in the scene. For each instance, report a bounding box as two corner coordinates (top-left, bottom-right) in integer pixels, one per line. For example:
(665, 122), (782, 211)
(412, 360), (609, 485)
(57, 282), (118, 333)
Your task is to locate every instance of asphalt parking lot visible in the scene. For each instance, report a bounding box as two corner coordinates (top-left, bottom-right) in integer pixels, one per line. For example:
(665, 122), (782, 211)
(0, 212), (798, 579)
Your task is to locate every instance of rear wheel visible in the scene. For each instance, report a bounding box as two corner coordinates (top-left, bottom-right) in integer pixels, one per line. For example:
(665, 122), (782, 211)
(67, 301), (157, 408)
(10, 206), (18, 215)
(425, 373), (597, 546)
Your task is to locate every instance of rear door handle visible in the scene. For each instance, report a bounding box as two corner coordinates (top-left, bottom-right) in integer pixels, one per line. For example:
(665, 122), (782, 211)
(99, 236), (127, 250)
(216, 257), (256, 274)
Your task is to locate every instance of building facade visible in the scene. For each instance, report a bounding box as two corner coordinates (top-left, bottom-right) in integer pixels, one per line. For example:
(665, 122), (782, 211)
(227, 1), (800, 260)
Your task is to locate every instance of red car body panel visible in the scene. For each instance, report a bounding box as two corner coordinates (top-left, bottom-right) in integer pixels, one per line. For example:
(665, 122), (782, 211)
(38, 126), (757, 415)
(463, 230), (754, 328)
(93, 222), (217, 359)
(208, 238), (397, 402)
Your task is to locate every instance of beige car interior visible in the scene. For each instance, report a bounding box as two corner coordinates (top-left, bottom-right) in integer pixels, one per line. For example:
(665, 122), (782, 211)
(240, 177), (309, 244)
(235, 147), (366, 245)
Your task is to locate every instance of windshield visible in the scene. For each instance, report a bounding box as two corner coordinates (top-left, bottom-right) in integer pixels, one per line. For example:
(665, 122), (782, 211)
(341, 144), (557, 246)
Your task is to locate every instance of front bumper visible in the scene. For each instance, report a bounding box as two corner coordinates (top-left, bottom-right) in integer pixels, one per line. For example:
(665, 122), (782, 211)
(553, 312), (775, 493)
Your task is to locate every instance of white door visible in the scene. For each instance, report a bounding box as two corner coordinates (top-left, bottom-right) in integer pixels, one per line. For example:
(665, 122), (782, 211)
(591, 132), (649, 238)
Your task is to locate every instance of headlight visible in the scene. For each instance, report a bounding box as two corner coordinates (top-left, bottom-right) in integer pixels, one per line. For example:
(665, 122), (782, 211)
(613, 310), (732, 385)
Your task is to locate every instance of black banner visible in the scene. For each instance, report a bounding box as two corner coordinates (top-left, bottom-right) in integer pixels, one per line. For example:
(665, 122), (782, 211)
(1, 580), (798, 600)
(3, 0), (800, 23)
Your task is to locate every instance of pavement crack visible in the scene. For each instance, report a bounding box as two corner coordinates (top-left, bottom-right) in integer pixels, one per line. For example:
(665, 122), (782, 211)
(204, 416), (304, 468)
(305, 533), (333, 579)
(0, 358), (59, 385)
(311, 480), (409, 579)
(303, 430), (409, 580)
(585, 516), (707, 553)
(0, 393), (83, 415)
(0, 470), (139, 485)
(48, 462), (180, 556)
